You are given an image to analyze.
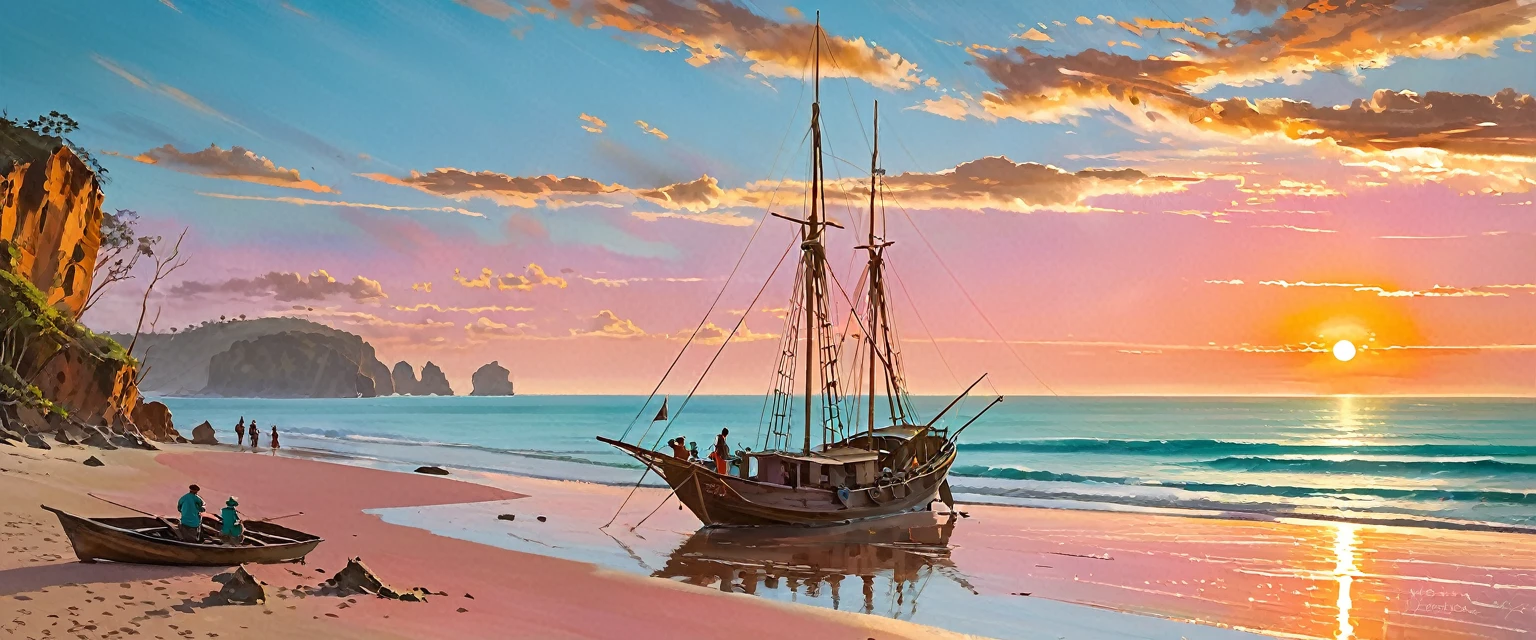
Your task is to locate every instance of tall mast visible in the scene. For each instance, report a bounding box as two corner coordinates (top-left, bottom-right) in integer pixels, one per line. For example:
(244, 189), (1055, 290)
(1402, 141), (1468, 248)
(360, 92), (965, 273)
(866, 101), (879, 448)
(803, 13), (823, 454)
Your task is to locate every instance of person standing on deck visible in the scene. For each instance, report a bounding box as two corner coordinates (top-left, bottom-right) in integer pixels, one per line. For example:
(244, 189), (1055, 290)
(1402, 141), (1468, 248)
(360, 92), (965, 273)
(235, 418), (246, 447)
(668, 437), (688, 460)
(688, 441), (700, 463)
(270, 425), (280, 451)
(249, 422), (260, 449)
(176, 485), (205, 542)
(219, 497), (243, 545)
(712, 428), (730, 475)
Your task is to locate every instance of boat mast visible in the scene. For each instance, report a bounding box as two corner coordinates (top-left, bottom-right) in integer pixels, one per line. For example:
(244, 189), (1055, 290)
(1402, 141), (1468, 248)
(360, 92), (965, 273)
(803, 13), (823, 454)
(866, 101), (879, 449)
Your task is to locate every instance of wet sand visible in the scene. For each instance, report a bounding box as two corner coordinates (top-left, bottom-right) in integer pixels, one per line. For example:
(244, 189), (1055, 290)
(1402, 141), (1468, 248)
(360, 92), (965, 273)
(376, 468), (1536, 639)
(1, 445), (979, 639)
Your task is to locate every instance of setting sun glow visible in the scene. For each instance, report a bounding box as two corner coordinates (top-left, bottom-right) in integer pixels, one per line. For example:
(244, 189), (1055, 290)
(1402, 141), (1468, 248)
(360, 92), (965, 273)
(1332, 340), (1358, 362)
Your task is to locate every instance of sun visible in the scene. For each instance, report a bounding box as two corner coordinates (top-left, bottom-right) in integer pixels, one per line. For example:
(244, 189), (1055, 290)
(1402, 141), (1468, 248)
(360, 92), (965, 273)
(1332, 339), (1357, 362)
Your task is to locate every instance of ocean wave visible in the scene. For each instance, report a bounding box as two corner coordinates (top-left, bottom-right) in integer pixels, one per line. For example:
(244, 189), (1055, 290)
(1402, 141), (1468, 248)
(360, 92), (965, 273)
(957, 438), (1536, 458)
(1200, 456), (1536, 476)
(282, 427), (641, 470)
(950, 465), (1536, 504)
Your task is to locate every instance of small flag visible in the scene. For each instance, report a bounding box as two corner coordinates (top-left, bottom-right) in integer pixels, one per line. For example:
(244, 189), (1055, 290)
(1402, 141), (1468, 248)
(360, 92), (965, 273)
(652, 397), (669, 422)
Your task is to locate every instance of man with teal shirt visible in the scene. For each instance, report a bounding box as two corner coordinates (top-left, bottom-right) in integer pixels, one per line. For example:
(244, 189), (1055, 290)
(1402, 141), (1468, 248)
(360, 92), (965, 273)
(176, 484), (204, 542)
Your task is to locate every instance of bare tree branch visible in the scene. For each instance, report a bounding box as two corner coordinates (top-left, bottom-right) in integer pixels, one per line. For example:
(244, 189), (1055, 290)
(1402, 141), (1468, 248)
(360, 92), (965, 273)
(127, 228), (188, 359)
(78, 209), (144, 321)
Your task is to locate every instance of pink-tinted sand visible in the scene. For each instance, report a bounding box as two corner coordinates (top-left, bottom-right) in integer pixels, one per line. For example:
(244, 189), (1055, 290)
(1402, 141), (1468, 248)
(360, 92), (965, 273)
(138, 450), (972, 639)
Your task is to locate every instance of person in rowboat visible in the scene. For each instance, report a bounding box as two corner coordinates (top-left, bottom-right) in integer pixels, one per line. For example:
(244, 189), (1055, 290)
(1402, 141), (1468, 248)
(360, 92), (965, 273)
(176, 485), (205, 542)
(688, 441), (700, 463)
(219, 497), (244, 545)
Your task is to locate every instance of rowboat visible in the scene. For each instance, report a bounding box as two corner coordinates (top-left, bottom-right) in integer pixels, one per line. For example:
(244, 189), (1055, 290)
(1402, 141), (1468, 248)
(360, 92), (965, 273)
(599, 13), (1002, 528)
(43, 505), (322, 565)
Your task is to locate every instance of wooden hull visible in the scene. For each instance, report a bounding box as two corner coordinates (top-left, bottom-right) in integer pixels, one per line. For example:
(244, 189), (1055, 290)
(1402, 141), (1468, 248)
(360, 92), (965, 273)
(599, 437), (955, 527)
(43, 506), (322, 566)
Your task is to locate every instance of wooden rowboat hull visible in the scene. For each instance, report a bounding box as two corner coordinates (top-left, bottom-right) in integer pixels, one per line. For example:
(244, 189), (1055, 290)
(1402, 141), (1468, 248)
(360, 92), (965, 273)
(43, 506), (322, 566)
(599, 437), (955, 527)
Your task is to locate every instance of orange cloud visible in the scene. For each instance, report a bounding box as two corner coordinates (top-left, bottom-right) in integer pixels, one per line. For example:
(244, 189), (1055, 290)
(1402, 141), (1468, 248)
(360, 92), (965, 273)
(452, 264), (568, 291)
(172, 270), (387, 303)
(196, 192), (486, 217)
(465, 316), (535, 341)
(115, 144), (335, 193)
(580, 112), (607, 133)
(571, 309), (646, 338)
(543, 0), (922, 89)
(635, 120), (668, 139)
(361, 168), (622, 207)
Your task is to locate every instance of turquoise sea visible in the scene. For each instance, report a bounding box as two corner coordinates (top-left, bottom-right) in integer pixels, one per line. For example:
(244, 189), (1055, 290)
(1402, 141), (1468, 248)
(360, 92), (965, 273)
(158, 395), (1536, 529)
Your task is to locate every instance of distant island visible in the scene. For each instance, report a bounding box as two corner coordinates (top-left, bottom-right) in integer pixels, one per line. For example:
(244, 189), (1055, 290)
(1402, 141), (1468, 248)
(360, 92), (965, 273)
(471, 361), (514, 396)
(108, 317), (513, 399)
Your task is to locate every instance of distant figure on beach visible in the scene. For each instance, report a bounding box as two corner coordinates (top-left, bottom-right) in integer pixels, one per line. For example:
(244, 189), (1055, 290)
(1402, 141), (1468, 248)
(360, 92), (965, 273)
(219, 497), (243, 545)
(249, 423), (261, 449)
(176, 485), (204, 542)
(235, 418), (246, 447)
(270, 425), (280, 450)
(688, 441), (700, 463)
(668, 437), (688, 460)
(712, 428), (730, 475)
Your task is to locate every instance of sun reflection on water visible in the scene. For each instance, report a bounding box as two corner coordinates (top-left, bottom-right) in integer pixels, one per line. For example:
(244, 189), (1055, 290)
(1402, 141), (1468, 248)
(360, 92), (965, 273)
(1333, 523), (1360, 639)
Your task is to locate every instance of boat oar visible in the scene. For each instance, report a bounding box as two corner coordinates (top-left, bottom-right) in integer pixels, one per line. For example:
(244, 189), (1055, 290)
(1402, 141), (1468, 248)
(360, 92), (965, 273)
(87, 493), (165, 519)
(251, 512), (303, 523)
(87, 493), (180, 532)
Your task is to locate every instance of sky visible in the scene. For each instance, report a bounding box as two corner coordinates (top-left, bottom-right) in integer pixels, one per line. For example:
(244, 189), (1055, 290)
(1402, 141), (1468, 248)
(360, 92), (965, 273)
(2, 0), (1534, 396)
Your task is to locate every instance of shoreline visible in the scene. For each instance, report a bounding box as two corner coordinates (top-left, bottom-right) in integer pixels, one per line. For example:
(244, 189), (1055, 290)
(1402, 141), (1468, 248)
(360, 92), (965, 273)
(271, 437), (1536, 537)
(10, 440), (1536, 638)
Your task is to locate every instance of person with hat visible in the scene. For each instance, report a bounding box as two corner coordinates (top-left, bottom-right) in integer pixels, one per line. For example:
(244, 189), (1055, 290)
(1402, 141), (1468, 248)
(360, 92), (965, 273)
(176, 484), (205, 542)
(219, 497), (244, 545)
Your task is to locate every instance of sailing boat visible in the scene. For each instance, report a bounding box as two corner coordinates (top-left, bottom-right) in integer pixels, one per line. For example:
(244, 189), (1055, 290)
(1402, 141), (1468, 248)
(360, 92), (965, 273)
(599, 16), (1002, 527)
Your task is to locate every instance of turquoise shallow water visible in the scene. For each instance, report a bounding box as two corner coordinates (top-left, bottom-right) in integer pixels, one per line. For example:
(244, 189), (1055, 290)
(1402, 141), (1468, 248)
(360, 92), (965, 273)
(158, 395), (1536, 528)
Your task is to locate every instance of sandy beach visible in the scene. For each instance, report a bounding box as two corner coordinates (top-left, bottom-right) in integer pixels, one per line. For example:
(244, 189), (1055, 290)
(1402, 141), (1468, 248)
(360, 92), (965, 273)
(0, 444), (995, 640)
(5, 443), (1536, 640)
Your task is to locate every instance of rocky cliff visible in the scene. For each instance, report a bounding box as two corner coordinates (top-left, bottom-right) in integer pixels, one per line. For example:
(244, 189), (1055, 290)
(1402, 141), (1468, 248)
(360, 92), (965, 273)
(0, 120), (145, 440)
(391, 361), (419, 395)
(204, 331), (380, 398)
(418, 362), (453, 396)
(108, 317), (392, 397)
(470, 361), (513, 396)
(0, 121), (102, 316)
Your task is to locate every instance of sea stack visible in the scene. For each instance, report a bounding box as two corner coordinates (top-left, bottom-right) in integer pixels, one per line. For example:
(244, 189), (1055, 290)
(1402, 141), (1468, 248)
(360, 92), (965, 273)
(470, 361), (513, 396)
(391, 361), (420, 395)
(418, 362), (453, 396)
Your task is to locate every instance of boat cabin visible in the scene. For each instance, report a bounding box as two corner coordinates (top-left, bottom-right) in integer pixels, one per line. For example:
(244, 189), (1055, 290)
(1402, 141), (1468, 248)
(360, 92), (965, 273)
(743, 424), (942, 490)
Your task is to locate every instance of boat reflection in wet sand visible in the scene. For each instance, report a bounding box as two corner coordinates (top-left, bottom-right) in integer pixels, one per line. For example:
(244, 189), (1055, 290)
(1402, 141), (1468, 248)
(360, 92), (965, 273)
(652, 512), (968, 618)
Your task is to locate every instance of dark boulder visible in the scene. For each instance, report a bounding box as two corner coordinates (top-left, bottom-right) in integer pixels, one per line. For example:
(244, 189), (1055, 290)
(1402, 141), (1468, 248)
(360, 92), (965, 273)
(414, 466), (449, 476)
(23, 433), (50, 449)
(82, 456), (104, 467)
(190, 420), (219, 445)
(210, 566), (266, 605)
